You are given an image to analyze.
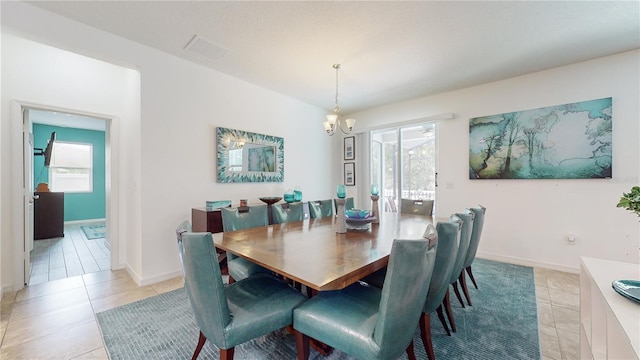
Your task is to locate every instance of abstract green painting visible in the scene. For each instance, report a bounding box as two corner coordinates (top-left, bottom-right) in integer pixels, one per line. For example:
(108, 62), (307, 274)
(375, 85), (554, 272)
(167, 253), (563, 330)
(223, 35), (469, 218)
(469, 97), (612, 179)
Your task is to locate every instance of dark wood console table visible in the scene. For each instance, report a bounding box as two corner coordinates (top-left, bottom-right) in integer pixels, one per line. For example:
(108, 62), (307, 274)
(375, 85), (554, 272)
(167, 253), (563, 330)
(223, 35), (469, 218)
(191, 207), (224, 234)
(34, 192), (64, 240)
(192, 208), (226, 266)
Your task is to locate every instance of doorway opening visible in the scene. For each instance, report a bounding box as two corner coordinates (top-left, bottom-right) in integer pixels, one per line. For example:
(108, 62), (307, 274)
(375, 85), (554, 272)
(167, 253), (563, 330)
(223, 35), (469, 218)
(24, 107), (111, 286)
(371, 123), (438, 214)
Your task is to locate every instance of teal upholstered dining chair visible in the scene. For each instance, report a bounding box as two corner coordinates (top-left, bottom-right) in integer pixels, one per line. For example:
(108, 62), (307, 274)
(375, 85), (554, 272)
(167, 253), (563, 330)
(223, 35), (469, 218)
(220, 205), (271, 283)
(442, 210), (474, 333)
(333, 197), (355, 213)
(361, 223), (436, 288)
(458, 205), (486, 306)
(293, 237), (437, 360)
(176, 227), (307, 360)
(308, 199), (334, 219)
(419, 216), (462, 359)
(272, 202), (304, 224)
(400, 199), (434, 216)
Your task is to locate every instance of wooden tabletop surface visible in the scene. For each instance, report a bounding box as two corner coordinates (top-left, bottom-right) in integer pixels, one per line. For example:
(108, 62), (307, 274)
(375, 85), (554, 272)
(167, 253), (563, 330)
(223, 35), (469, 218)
(212, 212), (437, 291)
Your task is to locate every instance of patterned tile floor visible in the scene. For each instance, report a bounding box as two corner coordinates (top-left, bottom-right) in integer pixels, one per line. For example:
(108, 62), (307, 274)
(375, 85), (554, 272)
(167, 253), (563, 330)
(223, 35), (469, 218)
(28, 223), (110, 286)
(1, 262), (581, 359)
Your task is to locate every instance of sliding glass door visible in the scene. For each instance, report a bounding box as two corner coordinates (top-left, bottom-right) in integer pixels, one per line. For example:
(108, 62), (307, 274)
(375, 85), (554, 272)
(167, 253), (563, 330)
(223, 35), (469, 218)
(371, 123), (437, 213)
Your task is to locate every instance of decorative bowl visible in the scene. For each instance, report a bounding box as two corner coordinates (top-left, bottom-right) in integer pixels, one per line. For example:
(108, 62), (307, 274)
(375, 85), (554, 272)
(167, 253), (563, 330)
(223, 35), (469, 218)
(612, 279), (640, 304)
(345, 216), (376, 231)
(345, 217), (376, 224)
(258, 197), (282, 205)
(345, 209), (372, 219)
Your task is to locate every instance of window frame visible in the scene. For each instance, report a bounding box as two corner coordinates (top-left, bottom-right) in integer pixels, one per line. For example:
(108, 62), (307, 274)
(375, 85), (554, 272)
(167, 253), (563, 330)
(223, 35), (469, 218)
(48, 141), (94, 193)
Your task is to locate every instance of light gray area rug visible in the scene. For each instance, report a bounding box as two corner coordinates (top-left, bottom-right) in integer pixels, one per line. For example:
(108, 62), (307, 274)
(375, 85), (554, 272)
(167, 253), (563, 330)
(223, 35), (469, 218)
(81, 223), (105, 239)
(97, 259), (540, 359)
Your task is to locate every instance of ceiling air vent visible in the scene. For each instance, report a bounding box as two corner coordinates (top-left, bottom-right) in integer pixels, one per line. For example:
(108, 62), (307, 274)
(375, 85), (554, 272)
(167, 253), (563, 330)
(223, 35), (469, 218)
(184, 35), (230, 61)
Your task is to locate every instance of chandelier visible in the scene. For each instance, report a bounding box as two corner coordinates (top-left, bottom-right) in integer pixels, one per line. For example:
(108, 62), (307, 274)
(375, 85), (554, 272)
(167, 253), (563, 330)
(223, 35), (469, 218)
(323, 64), (356, 136)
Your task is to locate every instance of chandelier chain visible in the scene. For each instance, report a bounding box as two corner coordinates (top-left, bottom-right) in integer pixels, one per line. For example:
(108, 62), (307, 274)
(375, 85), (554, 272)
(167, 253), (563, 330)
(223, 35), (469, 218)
(323, 63), (355, 136)
(334, 64), (340, 113)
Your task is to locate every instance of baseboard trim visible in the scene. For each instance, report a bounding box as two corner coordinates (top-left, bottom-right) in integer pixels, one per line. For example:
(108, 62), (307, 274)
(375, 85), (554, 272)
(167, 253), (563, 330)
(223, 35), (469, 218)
(64, 218), (106, 225)
(477, 252), (580, 274)
(1, 284), (15, 300)
(125, 265), (182, 287)
(125, 265), (143, 286)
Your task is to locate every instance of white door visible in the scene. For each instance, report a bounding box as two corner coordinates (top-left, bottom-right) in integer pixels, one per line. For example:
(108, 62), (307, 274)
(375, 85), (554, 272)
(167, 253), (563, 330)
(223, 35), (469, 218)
(23, 108), (35, 285)
(371, 122), (438, 213)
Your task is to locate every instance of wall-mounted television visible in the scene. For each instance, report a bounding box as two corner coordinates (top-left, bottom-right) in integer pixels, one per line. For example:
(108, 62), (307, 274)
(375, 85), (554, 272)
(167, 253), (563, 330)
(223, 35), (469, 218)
(34, 132), (56, 167)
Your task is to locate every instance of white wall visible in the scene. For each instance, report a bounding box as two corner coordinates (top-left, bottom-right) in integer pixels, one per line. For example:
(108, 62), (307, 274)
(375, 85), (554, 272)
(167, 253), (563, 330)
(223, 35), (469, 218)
(136, 48), (334, 281)
(1, 2), (334, 292)
(350, 50), (640, 271)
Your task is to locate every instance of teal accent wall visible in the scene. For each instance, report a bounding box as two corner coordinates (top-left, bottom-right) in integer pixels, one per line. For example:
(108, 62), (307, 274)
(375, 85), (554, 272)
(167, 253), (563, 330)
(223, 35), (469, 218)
(33, 124), (106, 221)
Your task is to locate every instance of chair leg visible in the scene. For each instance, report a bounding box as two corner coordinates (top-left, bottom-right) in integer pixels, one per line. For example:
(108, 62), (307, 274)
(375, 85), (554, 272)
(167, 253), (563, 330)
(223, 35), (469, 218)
(406, 340), (417, 360)
(466, 266), (478, 289)
(436, 305), (450, 336)
(295, 330), (310, 360)
(452, 282), (465, 308)
(420, 313), (436, 360)
(443, 289), (457, 332)
(459, 271), (472, 306)
(304, 285), (313, 298)
(192, 331), (207, 360)
(220, 347), (234, 360)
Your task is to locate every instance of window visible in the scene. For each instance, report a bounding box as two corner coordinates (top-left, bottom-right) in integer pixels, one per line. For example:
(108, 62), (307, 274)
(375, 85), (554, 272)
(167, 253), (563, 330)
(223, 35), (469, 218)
(49, 141), (93, 193)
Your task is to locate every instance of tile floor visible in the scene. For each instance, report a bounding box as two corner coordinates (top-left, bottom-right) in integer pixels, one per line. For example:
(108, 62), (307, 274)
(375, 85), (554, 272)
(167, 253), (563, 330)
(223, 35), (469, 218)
(29, 223), (110, 286)
(1, 265), (579, 359)
(535, 267), (580, 360)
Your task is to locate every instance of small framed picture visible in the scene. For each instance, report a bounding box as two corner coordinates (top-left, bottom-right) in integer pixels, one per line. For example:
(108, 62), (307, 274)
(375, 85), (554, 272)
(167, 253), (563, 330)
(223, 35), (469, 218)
(344, 162), (355, 186)
(343, 136), (355, 160)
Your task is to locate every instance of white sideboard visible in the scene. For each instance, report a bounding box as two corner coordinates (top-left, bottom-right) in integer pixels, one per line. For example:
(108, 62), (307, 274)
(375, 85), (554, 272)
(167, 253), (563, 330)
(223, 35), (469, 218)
(580, 257), (640, 360)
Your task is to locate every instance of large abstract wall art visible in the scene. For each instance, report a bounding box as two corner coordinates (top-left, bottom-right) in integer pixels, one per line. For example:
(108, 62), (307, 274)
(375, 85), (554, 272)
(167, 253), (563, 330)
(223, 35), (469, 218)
(469, 97), (612, 179)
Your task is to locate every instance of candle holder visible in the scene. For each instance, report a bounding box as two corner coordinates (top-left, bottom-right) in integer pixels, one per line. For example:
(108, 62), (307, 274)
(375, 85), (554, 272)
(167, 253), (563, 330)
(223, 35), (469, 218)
(335, 198), (347, 233)
(370, 195), (380, 224)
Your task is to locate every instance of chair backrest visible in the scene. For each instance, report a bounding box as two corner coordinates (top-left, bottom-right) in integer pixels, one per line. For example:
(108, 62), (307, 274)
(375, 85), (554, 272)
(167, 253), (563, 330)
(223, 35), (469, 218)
(175, 220), (192, 272)
(178, 230), (231, 347)
(463, 205), (486, 268)
(386, 197), (397, 212)
(373, 235), (437, 358)
(345, 197), (354, 210)
(309, 200), (334, 219)
(272, 202), (304, 224)
(400, 199), (434, 216)
(333, 197), (354, 213)
(449, 210), (475, 284)
(424, 215), (462, 313)
(422, 224), (439, 248)
(220, 205), (268, 231)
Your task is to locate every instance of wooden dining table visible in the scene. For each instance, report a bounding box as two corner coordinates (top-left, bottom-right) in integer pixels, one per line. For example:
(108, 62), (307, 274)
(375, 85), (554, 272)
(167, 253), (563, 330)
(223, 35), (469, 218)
(212, 212), (438, 292)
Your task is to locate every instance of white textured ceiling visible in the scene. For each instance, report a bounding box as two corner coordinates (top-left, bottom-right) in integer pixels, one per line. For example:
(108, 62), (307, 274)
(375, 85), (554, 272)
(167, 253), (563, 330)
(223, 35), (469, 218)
(26, 1), (640, 114)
